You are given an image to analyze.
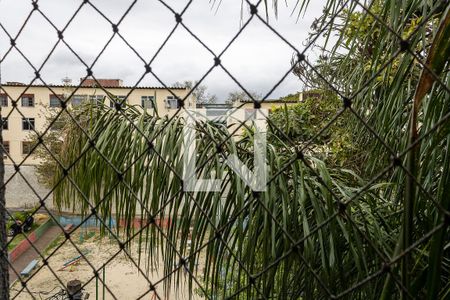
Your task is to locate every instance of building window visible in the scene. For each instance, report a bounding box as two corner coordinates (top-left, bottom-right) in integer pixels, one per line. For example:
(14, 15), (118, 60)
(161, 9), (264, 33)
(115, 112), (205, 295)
(2, 118), (8, 130)
(2, 141), (9, 157)
(89, 95), (105, 105)
(22, 118), (35, 130)
(141, 96), (154, 109)
(71, 95), (87, 106)
(0, 94), (8, 107)
(21, 94), (35, 107)
(165, 96), (178, 109)
(110, 96), (126, 108)
(22, 141), (34, 155)
(49, 94), (63, 107)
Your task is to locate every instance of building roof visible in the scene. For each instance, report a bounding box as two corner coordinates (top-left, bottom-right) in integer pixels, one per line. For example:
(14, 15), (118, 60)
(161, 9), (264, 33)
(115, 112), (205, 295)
(196, 103), (233, 109)
(1, 82), (187, 90)
(238, 91), (322, 103)
(81, 78), (123, 87)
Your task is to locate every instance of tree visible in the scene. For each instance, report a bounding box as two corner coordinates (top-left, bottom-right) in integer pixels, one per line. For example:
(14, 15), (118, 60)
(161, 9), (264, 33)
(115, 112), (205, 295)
(27, 111), (65, 189)
(27, 103), (91, 189)
(173, 80), (217, 104)
(268, 90), (362, 171)
(225, 90), (261, 104)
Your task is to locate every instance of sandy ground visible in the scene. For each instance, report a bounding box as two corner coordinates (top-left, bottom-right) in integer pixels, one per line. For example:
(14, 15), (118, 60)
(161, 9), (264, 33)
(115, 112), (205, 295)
(11, 230), (205, 300)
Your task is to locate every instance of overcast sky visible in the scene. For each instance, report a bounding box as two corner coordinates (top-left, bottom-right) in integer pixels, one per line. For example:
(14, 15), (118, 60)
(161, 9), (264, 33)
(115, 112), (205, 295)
(0, 0), (326, 101)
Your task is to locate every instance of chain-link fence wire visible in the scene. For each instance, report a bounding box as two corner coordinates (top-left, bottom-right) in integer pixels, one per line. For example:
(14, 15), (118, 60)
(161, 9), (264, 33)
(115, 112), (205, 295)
(0, 0), (449, 299)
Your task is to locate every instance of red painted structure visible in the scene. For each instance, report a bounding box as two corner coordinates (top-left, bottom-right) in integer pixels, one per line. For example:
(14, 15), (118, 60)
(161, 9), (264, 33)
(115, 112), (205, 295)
(8, 219), (54, 263)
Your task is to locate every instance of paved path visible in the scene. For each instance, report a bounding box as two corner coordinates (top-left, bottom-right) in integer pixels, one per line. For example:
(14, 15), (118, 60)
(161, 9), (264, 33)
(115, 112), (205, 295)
(9, 226), (62, 284)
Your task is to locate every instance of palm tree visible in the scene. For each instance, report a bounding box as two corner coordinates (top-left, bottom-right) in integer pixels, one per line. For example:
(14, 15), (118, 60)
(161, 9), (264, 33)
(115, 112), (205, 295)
(51, 0), (450, 299)
(53, 104), (393, 299)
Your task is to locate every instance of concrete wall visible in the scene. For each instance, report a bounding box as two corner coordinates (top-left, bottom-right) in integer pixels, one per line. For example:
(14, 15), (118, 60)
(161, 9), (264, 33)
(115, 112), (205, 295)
(236, 100), (299, 111)
(56, 214), (171, 229)
(4, 164), (53, 209)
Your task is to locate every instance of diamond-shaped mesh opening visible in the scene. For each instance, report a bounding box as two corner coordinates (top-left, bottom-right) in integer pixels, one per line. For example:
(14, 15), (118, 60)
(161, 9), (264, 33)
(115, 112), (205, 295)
(1, 0), (449, 299)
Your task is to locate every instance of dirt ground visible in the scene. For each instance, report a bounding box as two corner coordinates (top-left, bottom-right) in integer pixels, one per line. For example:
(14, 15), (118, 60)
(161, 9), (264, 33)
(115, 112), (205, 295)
(10, 230), (205, 300)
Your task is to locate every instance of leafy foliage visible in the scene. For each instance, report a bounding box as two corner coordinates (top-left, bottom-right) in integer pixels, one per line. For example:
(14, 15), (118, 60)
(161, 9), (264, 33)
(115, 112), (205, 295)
(268, 90), (361, 170)
(51, 103), (398, 299)
(28, 104), (92, 188)
(292, 0), (450, 297)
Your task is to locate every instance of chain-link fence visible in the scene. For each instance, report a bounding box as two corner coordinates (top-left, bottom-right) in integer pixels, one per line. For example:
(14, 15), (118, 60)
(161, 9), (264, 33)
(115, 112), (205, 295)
(1, 0), (449, 299)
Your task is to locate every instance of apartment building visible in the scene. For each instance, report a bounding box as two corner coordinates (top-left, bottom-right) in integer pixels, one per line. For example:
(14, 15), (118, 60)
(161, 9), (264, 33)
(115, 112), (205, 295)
(0, 78), (192, 165)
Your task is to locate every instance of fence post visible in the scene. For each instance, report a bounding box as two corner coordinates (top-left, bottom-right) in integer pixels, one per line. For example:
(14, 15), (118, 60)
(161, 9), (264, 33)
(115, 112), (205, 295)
(0, 105), (9, 299)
